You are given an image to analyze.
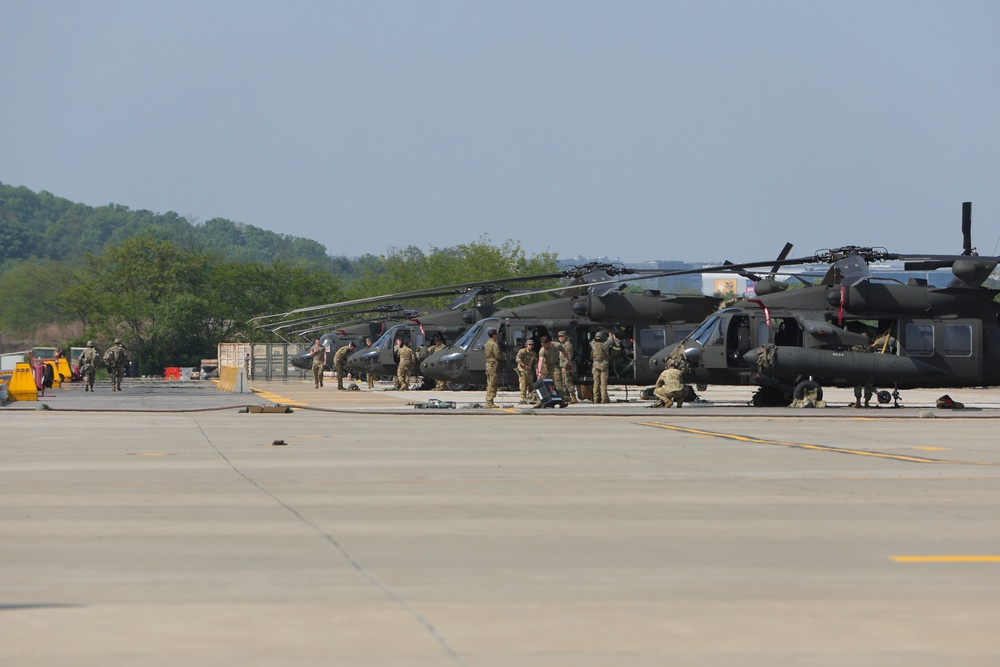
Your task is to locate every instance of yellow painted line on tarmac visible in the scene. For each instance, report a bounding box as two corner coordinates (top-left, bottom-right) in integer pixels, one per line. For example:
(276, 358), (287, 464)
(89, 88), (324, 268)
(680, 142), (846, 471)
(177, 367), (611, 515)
(250, 387), (306, 406)
(913, 446), (950, 451)
(640, 422), (1000, 466)
(890, 555), (1000, 563)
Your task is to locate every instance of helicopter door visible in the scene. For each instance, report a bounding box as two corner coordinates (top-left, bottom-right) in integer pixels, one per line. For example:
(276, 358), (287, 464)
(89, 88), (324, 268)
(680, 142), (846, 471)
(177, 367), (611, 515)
(696, 314), (729, 371)
(634, 326), (665, 381)
(725, 315), (752, 368)
(902, 319), (981, 385)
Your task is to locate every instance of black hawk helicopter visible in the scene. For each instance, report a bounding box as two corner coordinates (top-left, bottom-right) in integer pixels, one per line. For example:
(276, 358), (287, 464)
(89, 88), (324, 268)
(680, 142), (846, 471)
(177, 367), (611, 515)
(252, 264), (679, 383)
(650, 202), (1000, 406)
(419, 288), (721, 391)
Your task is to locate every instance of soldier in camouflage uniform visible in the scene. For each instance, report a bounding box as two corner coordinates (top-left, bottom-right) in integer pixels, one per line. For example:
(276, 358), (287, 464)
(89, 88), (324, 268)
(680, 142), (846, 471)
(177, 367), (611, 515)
(364, 337), (376, 389)
(536, 335), (571, 403)
(79, 340), (100, 392)
(333, 341), (356, 390)
(652, 358), (688, 408)
(427, 335), (447, 389)
(556, 331), (578, 404)
(484, 328), (501, 408)
(103, 338), (128, 391)
(590, 331), (617, 404)
(515, 338), (537, 404)
(396, 340), (414, 390)
(309, 338), (326, 388)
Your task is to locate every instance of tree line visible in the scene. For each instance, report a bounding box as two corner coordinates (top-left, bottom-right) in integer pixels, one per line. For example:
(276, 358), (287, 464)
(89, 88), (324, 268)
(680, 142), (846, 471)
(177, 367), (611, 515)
(0, 184), (558, 373)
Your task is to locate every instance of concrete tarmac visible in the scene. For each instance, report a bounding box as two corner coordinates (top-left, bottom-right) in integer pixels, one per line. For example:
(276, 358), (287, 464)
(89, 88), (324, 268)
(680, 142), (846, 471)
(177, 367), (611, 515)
(3, 377), (1000, 666)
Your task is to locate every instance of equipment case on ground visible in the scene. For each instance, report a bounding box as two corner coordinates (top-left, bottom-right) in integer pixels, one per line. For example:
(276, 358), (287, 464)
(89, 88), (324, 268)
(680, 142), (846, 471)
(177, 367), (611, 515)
(532, 378), (565, 408)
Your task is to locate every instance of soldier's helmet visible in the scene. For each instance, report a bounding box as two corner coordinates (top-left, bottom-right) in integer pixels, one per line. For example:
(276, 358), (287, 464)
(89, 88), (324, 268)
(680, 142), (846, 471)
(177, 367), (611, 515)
(114, 338), (122, 345)
(594, 332), (607, 341)
(87, 340), (94, 347)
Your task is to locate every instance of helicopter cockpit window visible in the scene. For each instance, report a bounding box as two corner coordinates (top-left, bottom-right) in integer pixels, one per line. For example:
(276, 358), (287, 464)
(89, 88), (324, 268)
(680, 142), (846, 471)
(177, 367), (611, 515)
(373, 329), (396, 350)
(943, 324), (972, 357)
(695, 317), (725, 347)
(672, 328), (693, 344)
(904, 323), (934, 357)
(470, 324), (494, 351)
(453, 322), (486, 350)
(639, 329), (666, 357)
(691, 315), (721, 346)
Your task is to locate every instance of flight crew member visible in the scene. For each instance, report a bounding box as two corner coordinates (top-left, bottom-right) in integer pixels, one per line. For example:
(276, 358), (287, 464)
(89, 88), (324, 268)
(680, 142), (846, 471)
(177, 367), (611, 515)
(103, 338), (128, 391)
(79, 340), (100, 392)
(854, 324), (898, 408)
(590, 331), (617, 404)
(484, 328), (501, 408)
(333, 341), (356, 390)
(428, 335), (447, 389)
(536, 335), (571, 402)
(557, 331), (578, 404)
(652, 358), (688, 408)
(515, 338), (538, 404)
(364, 337), (376, 388)
(396, 340), (414, 390)
(309, 338), (326, 388)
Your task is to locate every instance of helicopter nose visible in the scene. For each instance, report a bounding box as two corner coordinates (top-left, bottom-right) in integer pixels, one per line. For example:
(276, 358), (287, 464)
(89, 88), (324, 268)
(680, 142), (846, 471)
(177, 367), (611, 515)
(352, 350), (380, 372)
(436, 351), (465, 379)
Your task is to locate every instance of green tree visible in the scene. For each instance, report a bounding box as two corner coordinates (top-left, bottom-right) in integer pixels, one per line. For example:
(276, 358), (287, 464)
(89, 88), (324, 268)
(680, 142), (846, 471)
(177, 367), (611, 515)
(65, 236), (212, 372)
(0, 259), (79, 335)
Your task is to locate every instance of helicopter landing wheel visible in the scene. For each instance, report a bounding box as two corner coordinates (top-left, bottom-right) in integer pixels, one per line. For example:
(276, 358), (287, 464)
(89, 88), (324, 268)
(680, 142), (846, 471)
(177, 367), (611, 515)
(876, 390), (892, 405)
(792, 380), (824, 402)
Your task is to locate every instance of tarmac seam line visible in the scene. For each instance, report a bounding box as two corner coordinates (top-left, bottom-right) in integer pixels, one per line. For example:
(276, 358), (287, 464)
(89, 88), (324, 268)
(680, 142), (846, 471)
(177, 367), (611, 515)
(190, 417), (468, 667)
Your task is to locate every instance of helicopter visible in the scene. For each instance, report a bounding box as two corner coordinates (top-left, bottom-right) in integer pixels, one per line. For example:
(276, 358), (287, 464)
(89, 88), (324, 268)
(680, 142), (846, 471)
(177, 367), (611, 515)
(649, 202), (1000, 406)
(253, 264), (672, 381)
(418, 288), (722, 392)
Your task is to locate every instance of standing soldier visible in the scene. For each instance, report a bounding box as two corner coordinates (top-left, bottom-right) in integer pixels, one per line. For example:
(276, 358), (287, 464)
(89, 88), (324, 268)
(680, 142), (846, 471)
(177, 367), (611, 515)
(556, 331), (578, 404)
(536, 335), (571, 403)
(396, 340), (414, 390)
(79, 340), (100, 392)
(333, 341), (356, 390)
(484, 328), (502, 408)
(515, 338), (538, 404)
(364, 337), (376, 389)
(103, 338), (128, 391)
(309, 338), (326, 389)
(590, 331), (617, 404)
(428, 335), (447, 389)
(652, 358), (688, 408)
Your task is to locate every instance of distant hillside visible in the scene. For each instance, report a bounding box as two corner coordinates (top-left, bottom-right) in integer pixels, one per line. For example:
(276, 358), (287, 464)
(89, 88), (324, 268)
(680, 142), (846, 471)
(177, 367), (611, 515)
(0, 182), (343, 271)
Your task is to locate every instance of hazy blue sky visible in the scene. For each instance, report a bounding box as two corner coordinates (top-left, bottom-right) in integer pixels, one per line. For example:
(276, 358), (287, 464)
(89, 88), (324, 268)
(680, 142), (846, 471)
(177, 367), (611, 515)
(3, 1), (1000, 263)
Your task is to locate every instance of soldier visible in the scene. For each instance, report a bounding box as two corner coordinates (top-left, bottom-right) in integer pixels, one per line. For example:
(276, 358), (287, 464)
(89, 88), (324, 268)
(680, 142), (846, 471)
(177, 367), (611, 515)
(103, 338), (128, 392)
(536, 335), (571, 402)
(853, 323), (897, 408)
(364, 337), (376, 389)
(484, 328), (501, 408)
(652, 358), (688, 408)
(79, 340), (100, 392)
(309, 338), (326, 388)
(556, 330), (578, 404)
(333, 341), (356, 390)
(427, 335), (447, 389)
(396, 340), (414, 390)
(590, 331), (617, 404)
(514, 338), (538, 404)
